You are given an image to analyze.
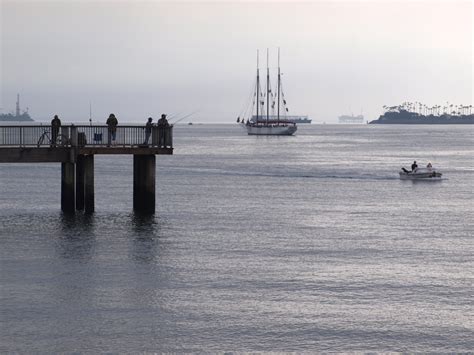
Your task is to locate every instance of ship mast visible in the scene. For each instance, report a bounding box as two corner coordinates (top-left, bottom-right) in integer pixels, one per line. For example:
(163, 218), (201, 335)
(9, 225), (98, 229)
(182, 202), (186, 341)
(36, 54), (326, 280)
(277, 47), (280, 125)
(256, 50), (259, 124)
(266, 48), (269, 125)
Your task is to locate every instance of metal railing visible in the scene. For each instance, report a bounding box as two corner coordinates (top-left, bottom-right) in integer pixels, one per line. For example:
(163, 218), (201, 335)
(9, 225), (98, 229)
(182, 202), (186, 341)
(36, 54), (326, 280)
(0, 125), (71, 147)
(0, 125), (173, 148)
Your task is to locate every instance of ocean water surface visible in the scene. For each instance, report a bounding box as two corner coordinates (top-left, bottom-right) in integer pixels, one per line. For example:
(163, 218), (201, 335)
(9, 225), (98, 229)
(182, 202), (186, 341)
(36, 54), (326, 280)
(1, 124), (473, 352)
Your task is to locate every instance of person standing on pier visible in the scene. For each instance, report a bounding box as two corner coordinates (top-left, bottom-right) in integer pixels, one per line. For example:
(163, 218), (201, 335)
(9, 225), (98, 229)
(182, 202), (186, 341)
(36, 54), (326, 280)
(157, 114), (169, 147)
(51, 115), (61, 147)
(143, 117), (153, 145)
(106, 113), (118, 146)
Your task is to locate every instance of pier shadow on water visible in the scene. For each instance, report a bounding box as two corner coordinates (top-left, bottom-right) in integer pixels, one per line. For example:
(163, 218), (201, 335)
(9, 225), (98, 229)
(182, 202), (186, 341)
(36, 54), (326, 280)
(56, 211), (165, 264)
(57, 213), (96, 261)
(129, 212), (162, 264)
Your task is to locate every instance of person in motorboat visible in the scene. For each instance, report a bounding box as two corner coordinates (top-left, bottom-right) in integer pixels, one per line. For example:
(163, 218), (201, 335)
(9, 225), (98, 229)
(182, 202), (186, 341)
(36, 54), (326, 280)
(400, 161), (442, 179)
(401, 160), (418, 174)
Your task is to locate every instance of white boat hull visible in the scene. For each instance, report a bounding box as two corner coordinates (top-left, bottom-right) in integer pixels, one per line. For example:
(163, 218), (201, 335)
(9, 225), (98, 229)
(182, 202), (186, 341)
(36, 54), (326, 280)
(399, 168), (442, 180)
(251, 115), (311, 124)
(246, 124), (297, 136)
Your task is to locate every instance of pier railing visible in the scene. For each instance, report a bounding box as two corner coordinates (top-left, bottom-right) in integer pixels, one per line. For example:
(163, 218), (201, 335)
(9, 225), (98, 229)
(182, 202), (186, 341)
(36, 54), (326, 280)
(0, 125), (173, 148)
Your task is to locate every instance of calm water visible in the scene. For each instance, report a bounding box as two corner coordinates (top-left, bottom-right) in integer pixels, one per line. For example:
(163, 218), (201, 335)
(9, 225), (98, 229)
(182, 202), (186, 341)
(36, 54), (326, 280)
(1, 124), (473, 352)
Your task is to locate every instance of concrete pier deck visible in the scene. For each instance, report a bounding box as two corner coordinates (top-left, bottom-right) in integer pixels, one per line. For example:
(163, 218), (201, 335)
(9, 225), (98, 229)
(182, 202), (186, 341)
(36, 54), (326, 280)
(0, 124), (173, 213)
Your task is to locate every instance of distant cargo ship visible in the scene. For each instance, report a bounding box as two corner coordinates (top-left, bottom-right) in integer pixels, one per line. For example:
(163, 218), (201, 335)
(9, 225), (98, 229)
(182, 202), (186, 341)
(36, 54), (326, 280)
(338, 114), (365, 124)
(250, 115), (311, 124)
(369, 103), (473, 124)
(0, 94), (34, 122)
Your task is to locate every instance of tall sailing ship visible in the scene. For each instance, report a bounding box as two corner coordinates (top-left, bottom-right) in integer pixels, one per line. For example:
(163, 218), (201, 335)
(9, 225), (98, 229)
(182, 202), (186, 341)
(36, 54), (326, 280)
(237, 49), (297, 136)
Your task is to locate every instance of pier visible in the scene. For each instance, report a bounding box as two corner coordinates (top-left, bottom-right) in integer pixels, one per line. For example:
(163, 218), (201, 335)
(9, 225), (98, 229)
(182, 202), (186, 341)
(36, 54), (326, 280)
(0, 124), (173, 213)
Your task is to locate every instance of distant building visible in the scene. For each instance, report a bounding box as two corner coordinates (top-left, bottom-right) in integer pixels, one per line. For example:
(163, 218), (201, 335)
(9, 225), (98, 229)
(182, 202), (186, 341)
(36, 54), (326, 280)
(0, 94), (34, 121)
(338, 114), (364, 124)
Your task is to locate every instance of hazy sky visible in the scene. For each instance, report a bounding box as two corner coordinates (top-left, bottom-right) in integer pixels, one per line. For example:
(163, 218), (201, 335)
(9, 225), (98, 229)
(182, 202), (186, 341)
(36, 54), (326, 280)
(1, 0), (472, 123)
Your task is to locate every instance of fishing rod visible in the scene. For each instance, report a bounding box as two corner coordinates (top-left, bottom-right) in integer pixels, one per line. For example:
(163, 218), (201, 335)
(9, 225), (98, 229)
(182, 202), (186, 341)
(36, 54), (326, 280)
(168, 110), (197, 123)
(167, 111), (183, 122)
(171, 110), (200, 125)
(89, 102), (92, 126)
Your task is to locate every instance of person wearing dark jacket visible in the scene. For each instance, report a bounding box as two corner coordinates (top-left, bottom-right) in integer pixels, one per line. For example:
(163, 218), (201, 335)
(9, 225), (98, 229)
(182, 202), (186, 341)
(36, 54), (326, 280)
(106, 113), (118, 146)
(411, 161), (418, 171)
(144, 117), (153, 145)
(51, 115), (61, 147)
(157, 114), (169, 147)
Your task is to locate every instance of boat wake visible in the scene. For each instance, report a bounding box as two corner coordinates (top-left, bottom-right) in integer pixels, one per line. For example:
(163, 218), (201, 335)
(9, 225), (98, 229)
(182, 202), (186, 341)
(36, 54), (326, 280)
(168, 166), (401, 181)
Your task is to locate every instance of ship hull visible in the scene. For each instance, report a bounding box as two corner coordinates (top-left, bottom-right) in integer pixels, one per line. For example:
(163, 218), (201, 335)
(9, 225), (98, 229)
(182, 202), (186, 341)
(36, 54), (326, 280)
(251, 115), (311, 124)
(246, 124), (297, 136)
(399, 172), (442, 180)
(338, 114), (364, 124)
(399, 168), (442, 180)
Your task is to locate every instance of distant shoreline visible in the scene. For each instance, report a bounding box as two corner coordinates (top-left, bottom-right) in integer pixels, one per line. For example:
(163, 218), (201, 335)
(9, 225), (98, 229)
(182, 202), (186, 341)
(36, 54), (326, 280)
(369, 110), (473, 124)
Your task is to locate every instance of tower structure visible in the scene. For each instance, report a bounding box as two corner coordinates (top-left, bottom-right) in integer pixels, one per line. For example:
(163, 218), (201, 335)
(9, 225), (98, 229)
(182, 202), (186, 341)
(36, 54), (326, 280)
(15, 94), (20, 117)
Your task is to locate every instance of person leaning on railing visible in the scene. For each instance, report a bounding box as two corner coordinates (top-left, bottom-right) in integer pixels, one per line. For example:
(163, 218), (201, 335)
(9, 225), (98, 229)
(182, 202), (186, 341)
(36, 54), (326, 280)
(157, 114), (169, 147)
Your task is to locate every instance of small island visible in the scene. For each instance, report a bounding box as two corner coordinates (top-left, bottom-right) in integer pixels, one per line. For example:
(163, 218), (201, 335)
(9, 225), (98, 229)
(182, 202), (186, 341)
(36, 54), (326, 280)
(370, 102), (473, 124)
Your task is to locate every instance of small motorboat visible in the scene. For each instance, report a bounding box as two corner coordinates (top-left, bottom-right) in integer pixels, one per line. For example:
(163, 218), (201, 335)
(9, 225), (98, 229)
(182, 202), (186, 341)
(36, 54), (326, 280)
(399, 167), (442, 180)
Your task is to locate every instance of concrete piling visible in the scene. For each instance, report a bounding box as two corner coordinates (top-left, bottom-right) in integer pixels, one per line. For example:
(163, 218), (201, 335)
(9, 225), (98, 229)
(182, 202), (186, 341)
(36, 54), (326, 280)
(61, 162), (75, 213)
(84, 155), (94, 213)
(133, 155), (156, 213)
(75, 155), (85, 210)
(74, 154), (94, 213)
